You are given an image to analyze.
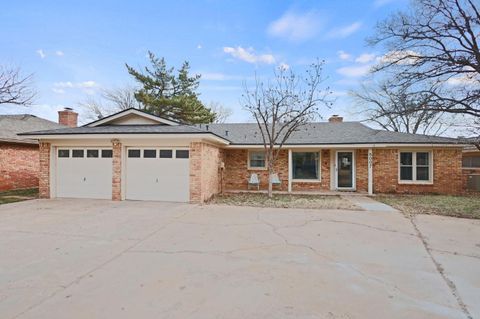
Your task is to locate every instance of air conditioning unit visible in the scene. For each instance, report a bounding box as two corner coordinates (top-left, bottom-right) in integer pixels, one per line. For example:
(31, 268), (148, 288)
(466, 174), (480, 191)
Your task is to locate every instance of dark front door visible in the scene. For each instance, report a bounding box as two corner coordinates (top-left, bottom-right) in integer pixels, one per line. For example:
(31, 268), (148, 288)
(337, 152), (353, 188)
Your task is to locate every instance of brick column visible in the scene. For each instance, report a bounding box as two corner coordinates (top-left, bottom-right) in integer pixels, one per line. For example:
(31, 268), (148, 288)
(112, 139), (122, 201)
(189, 142), (202, 203)
(39, 142), (51, 199)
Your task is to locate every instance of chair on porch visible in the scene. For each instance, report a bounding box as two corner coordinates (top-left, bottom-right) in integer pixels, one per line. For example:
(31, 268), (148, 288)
(248, 173), (260, 190)
(270, 173), (281, 189)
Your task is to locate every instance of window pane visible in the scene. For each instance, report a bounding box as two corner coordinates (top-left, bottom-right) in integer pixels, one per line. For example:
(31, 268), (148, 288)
(159, 150), (173, 158)
(249, 151), (265, 167)
(128, 149), (140, 158)
(473, 156), (480, 167)
(463, 156), (480, 168)
(176, 150), (189, 159)
(87, 150), (99, 158)
(72, 150), (84, 158)
(417, 167), (429, 181)
(58, 149), (69, 158)
(293, 152), (319, 179)
(101, 149), (113, 158)
(416, 152), (429, 166)
(400, 167), (413, 180)
(400, 152), (412, 165)
(143, 149), (156, 158)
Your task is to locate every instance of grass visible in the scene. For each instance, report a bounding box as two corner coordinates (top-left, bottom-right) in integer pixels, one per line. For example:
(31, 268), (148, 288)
(0, 188), (38, 205)
(376, 194), (480, 219)
(210, 192), (360, 210)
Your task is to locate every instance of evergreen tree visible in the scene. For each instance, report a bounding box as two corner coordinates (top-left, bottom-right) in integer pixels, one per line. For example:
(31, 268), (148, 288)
(126, 51), (215, 123)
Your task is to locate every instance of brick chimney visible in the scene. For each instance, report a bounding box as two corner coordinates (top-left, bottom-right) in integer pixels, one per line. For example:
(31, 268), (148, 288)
(328, 115), (343, 123)
(58, 107), (78, 127)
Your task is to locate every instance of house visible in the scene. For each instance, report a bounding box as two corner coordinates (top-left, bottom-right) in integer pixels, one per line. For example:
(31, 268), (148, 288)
(0, 112), (67, 191)
(20, 108), (466, 203)
(461, 138), (480, 192)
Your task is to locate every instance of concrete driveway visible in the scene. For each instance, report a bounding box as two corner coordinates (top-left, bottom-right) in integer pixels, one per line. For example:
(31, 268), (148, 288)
(0, 199), (478, 319)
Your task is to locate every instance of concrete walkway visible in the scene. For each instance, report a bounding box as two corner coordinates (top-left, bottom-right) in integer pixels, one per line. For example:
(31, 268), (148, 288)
(343, 195), (399, 212)
(0, 199), (478, 319)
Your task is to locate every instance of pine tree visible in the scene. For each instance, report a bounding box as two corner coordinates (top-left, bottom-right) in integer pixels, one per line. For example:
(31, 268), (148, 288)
(126, 51), (215, 123)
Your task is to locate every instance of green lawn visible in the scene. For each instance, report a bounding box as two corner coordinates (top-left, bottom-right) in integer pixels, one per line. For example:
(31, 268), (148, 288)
(0, 188), (38, 205)
(376, 194), (480, 219)
(210, 193), (360, 210)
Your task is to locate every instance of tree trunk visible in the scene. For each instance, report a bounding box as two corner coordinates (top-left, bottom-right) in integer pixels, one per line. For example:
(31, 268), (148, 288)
(268, 163), (274, 198)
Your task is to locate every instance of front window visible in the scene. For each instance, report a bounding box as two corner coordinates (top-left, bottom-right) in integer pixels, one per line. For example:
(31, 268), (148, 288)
(293, 152), (319, 180)
(400, 151), (431, 182)
(463, 155), (480, 168)
(248, 151), (266, 168)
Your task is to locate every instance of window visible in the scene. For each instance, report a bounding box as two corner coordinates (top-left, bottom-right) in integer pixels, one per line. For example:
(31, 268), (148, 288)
(87, 149), (99, 158)
(293, 152), (319, 180)
(176, 150), (189, 159)
(159, 149), (173, 158)
(128, 149), (140, 158)
(463, 155), (480, 168)
(101, 149), (113, 158)
(248, 151), (266, 169)
(58, 149), (69, 158)
(143, 149), (156, 158)
(72, 149), (84, 158)
(399, 151), (432, 182)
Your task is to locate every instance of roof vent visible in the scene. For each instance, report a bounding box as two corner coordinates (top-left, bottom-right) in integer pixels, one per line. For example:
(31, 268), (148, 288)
(206, 125), (209, 131)
(225, 130), (229, 136)
(328, 115), (343, 123)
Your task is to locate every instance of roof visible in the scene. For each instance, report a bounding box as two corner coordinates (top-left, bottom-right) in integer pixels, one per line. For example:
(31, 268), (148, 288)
(84, 108), (181, 127)
(0, 114), (65, 144)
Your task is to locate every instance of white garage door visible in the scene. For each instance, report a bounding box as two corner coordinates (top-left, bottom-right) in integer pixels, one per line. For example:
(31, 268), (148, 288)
(56, 148), (113, 199)
(126, 148), (190, 202)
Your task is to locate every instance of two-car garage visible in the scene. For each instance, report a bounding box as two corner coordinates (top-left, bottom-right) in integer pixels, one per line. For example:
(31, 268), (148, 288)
(54, 146), (190, 202)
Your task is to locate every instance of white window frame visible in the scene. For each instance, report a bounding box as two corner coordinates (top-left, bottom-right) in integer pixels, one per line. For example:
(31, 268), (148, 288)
(247, 150), (267, 170)
(398, 150), (433, 184)
(292, 151), (321, 182)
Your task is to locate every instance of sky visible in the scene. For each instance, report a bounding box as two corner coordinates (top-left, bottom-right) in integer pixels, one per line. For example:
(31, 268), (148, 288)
(0, 0), (410, 125)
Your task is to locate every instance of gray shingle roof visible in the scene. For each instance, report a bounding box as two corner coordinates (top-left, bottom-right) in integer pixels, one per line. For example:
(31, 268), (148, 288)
(19, 120), (460, 145)
(0, 114), (65, 144)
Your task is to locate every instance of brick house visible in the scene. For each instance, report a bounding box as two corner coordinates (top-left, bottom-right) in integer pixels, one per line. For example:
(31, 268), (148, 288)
(20, 108), (467, 203)
(462, 140), (480, 192)
(0, 112), (67, 191)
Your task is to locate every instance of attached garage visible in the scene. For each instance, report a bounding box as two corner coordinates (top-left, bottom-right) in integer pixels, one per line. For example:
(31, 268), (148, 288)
(125, 147), (190, 202)
(55, 148), (113, 199)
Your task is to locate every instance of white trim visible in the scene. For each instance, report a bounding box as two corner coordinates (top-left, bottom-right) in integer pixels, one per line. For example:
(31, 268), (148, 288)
(288, 149), (292, 193)
(86, 109), (180, 127)
(335, 150), (356, 190)
(291, 150), (321, 182)
(247, 150), (267, 170)
(368, 148), (373, 195)
(398, 150), (434, 184)
(225, 143), (464, 149)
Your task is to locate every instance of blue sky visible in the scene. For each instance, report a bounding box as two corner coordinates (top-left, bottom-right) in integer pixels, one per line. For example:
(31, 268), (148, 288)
(0, 0), (409, 124)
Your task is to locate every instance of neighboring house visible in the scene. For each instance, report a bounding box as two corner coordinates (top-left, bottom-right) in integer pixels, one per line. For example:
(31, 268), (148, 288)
(461, 138), (480, 192)
(0, 112), (67, 191)
(20, 108), (467, 203)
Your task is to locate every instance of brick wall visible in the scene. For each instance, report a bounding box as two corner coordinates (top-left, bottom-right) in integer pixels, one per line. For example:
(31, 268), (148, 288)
(190, 142), (224, 203)
(356, 149), (368, 192)
(38, 142), (51, 198)
(373, 148), (463, 195)
(112, 140), (122, 200)
(0, 143), (39, 191)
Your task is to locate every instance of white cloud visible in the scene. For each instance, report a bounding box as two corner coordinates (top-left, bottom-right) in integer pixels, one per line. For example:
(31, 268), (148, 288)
(355, 53), (376, 63)
(337, 64), (372, 77)
(377, 50), (420, 65)
(54, 81), (97, 89)
(327, 22), (362, 38)
(446, 74), (479, 86)
(223, 46), (275, 64)
(337, 50), (351, 61)
(278, 62), (290, 70)
(197, 44), (202, 49)
(36, 49), (46, 59)
(55, 50), (64, 56)
(267, 10), (323, 41)
(52, 88), (65, 94)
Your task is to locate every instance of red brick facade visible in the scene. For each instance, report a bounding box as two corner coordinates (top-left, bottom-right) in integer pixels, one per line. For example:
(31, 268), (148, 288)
(0, 143), (39, 191)
(190, 142), (224, 203)
(38, 142), (51, 198)
(112, 139), (122, 201)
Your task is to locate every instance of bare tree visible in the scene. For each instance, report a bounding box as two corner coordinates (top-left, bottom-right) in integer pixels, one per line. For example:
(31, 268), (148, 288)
(208, 101), (233, 123)
(242, 61), (331, 197)
(0, 65), (35, 105)
(351, 80), (455, 135)
(369, 0), (480, 122)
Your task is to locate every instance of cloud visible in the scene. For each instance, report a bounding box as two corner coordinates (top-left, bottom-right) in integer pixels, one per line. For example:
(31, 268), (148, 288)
(267, 10), (323, 41)
(446, 74), (479, 86)
(337, 64), (372, 77)
(337, 50), (351, 61)
(327, 22), (362, 38)
(52, 88), (65, 94)
(55, 50), (64, 57)
(197, 44), (202, 49)
(278, 62), (290, 70)
(376, 50), (420, 65)
(355, 53), (376, 63)
(223, 46), (275, 64)
(54, 81), (97, 88)
(36, 49), (46, 59)
(374, 0), (399, 7)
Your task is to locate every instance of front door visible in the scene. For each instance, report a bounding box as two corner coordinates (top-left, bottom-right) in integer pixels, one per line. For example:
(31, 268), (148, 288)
(336, 151), (355, 189)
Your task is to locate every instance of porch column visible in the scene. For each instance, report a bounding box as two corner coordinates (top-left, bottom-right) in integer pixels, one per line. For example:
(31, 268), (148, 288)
(288, 149), (292, 193)
(368, 148), (373, 195)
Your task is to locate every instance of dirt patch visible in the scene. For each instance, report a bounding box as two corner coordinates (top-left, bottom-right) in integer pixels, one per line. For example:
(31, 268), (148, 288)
(0, 188), (38, 205)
